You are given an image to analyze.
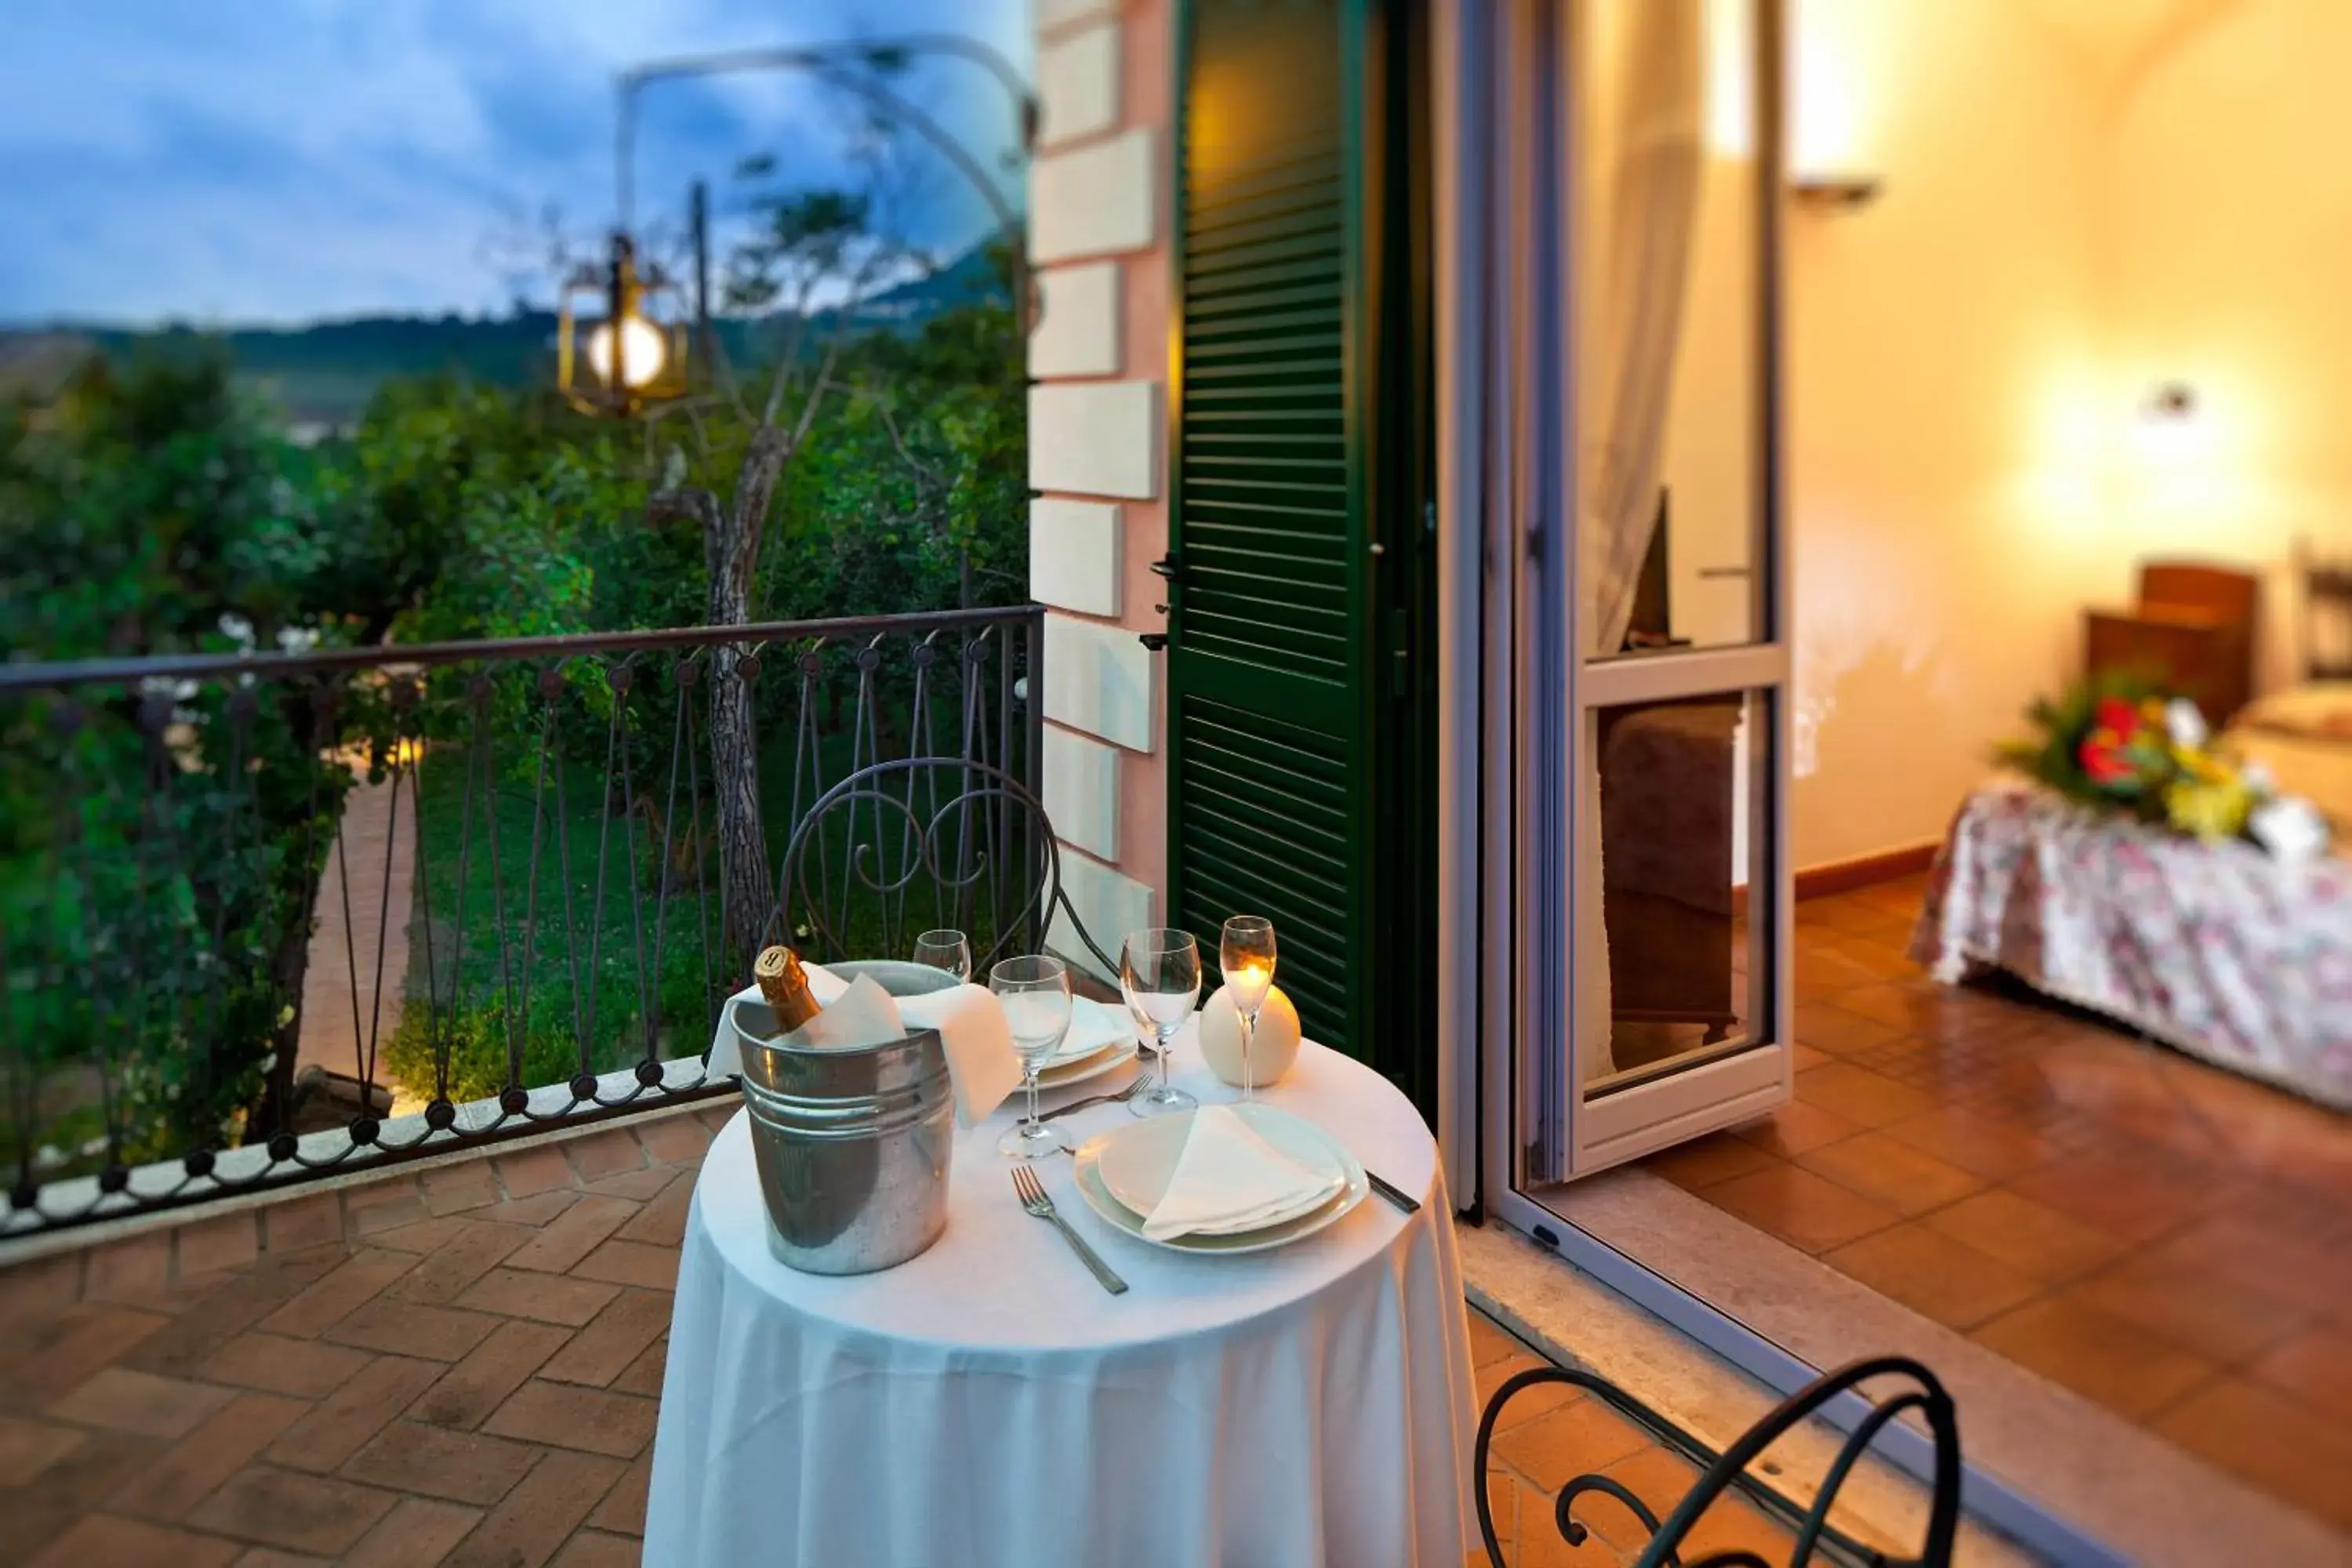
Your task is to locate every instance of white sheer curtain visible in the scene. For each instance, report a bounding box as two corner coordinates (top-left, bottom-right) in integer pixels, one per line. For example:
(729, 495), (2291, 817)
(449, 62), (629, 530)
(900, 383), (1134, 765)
(1572, 0), (1706, 1100)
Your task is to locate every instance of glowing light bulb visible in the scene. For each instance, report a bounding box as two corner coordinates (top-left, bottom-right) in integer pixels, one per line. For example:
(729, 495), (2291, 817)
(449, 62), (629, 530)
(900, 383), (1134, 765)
(586, 314), (667, 390)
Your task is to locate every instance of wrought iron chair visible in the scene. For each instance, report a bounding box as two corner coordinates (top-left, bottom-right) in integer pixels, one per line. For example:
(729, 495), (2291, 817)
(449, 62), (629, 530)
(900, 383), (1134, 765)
(1478, 1355), (1962, 1568)
(769, 756), (1116, 977)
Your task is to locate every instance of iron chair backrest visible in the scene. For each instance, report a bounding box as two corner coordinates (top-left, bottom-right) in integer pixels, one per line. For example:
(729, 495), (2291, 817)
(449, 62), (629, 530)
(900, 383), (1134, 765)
(1478, 1355), (1962, 1568)
(769, 755), (1114, 978)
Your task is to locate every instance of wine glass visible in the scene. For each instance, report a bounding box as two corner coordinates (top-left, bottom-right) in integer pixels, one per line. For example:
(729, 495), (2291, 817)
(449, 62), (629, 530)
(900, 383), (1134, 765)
(1120, 928), (1201, 1118)
(1219, 916), (1276, 1102)
(912, 929), (972, 983)
(991, 954), (1074, 1158)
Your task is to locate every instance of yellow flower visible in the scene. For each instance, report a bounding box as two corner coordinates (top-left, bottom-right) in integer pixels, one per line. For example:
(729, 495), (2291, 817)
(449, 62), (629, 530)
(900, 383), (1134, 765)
(2165, 774), (2252, 840)
(2140, 698), (2167, 724)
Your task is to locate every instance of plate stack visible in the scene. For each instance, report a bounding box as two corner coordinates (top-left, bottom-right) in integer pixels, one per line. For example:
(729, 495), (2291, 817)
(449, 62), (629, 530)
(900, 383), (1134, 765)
(1073, 1105), (1370, 1255)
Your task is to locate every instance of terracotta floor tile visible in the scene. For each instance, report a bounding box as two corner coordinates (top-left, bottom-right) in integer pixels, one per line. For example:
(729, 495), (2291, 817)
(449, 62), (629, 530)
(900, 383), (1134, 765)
(568, 1240), (680, 1292)
(633, 1111), (715, 1167)
(1877, 1104), (2073, 1181)
(482, 1381), (657, 1460)
(540, 1290), (672, 1389)
(584, 1452), (652, 1537)
(24, 1513), (240, 1568)
(186, 1465), (399, 1556)
(1488, 1392), (1654, 1492)
(1642, 1131), (1780, 1192)
(344, 1419), (546, 1507)
(445, 1449), (626, 1568)
(2004, 1149), (2232, 1245)
(1970, 1296), (2216, 1421)
(1728, 1101), (1858, 1157)
(1917, 1189), (2127, 1284)
(495, 1145), (580, 1201)
(114, 1392), (310, 1522)
(46, 1366), (234, 1440)
(1478, 1355), (1583, 1434)
(341, 1497), (485, 1568)
(2067, 1251), (2313, 1365)
(550, 1531), (643, 1568)
(1791, 1002), (1902, 1058)
(2151, 1378), (2352, 1528)
(0, 1414), (87, 1486)
(2145, 1213), (2352, 1322)
(198, 1332), (374, 1400)
(1821, 1224), (2042, 1330)
(2247, 1325), (2352, 1427)
(1693, 1165), (1900, 1254)
(1793, 1131), (1987, 1217)
(503, 1198), (641, 1276)
(1791, 1063), (1936, 1129)
(1466, 1312), (1523, 1369)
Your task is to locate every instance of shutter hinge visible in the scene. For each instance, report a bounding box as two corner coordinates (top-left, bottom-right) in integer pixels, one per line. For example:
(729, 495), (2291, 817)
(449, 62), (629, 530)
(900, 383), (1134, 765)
(1389, 607), (1410, 698)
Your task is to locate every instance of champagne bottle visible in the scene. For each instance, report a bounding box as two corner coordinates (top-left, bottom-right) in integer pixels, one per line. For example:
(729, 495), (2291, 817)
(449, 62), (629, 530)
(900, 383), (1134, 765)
(753, 946), (822, 1032)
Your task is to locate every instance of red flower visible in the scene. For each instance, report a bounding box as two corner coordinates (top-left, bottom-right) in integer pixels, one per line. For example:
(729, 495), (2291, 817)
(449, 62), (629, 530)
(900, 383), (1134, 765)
(2093, 696), (2141, 739)
(2079, 733), (2135, 786)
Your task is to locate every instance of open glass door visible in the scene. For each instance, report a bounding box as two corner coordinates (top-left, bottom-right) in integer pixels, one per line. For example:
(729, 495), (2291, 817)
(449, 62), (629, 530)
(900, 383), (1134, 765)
(1466, 0), (1791, 1203)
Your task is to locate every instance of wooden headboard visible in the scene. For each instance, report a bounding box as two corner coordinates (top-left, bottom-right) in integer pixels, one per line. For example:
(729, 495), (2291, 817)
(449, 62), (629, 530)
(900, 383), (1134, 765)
(2299, 538), (2352, 681)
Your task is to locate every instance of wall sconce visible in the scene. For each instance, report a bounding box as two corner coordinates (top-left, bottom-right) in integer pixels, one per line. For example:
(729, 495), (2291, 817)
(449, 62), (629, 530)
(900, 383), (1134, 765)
(1790, 175), (1883, 210)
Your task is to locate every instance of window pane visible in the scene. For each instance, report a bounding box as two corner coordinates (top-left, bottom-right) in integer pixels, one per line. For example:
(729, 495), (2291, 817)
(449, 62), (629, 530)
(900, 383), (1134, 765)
(1581, 688), (1774, 1096)
(1582, 0), (1763, 658)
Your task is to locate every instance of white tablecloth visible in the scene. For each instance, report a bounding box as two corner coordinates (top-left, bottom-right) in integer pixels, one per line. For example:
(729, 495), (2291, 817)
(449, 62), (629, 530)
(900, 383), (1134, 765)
(644, 1032), (1479, 1567)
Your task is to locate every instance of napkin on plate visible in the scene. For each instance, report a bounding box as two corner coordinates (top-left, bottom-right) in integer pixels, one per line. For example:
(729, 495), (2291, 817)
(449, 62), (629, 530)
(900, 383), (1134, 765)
(1054, 996), (1136, 1063)
(707, 963), (1022, 1127)
(1141, 1106), (1345, 1241)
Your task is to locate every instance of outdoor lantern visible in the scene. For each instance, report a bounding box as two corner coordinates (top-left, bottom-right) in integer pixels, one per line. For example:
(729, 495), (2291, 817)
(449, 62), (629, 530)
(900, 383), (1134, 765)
(557, 230), (690, 417)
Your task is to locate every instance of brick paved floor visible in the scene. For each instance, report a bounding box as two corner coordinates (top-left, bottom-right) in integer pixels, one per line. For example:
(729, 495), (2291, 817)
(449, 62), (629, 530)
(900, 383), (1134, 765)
(0, 1102), (1913, 1568)
(0, 1109), (717, 1567)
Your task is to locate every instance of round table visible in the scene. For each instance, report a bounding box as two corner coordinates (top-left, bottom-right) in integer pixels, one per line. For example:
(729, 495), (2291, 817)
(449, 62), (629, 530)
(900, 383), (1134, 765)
(643, 1031), (1479, 1568)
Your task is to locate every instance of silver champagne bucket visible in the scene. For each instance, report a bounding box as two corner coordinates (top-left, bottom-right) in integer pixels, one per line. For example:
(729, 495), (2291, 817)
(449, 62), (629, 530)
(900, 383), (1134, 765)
(725, 960), (959, 1276)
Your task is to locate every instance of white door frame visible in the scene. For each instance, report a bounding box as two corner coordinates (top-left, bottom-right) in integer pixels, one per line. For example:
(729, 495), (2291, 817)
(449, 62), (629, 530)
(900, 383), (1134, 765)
(1432, 5), (2118, 1559)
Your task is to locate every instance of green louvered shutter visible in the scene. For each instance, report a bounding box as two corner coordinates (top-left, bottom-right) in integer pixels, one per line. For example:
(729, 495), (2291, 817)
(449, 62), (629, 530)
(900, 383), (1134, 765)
(1169, 0), (1379, 1065)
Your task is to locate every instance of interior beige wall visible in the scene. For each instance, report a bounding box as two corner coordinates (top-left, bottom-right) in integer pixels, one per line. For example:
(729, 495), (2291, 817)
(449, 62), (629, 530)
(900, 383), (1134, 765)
(2100, 0), (2352, 691)
(1785, 0), (2104, 867)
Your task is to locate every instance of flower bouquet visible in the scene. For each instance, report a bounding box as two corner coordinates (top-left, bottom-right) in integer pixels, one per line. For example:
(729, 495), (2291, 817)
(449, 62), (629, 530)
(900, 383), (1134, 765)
(1996, 675), (2330, 862)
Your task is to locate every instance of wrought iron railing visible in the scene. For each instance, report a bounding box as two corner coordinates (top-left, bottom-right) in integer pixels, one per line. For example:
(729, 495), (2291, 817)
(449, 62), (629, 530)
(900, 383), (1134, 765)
(0, 604), (1044, 1238)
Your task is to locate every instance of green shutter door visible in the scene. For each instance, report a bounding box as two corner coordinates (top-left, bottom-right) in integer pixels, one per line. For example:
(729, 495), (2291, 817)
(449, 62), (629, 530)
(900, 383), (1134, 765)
(1170, 0), (1380, 1068)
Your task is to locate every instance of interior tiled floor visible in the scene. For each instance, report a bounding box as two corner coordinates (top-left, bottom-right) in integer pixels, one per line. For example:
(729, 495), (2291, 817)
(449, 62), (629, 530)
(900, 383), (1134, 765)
(1639, 874), (2352, 1531)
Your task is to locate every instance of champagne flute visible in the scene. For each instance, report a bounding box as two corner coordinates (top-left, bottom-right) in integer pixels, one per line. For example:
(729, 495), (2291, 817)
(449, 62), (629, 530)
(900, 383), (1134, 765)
(912, 929), (972, 983)
(1120, 928), (1201, 1118)
(1219, 916), (1276, 1103)
(992, 954), (1074, 1158)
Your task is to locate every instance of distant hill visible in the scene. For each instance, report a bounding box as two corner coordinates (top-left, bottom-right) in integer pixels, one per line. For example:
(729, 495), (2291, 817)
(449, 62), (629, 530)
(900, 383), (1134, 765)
(2, 236), (1013, 431)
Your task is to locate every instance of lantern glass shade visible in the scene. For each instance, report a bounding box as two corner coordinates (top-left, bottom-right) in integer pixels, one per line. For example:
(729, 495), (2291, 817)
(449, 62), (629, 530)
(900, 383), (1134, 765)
(586, 313), (670, 390)
(556, 239), (690, 416)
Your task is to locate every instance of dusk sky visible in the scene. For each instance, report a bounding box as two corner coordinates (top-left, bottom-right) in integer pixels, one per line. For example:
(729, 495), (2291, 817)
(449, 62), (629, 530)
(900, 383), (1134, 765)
(0, 0), (1029, 327)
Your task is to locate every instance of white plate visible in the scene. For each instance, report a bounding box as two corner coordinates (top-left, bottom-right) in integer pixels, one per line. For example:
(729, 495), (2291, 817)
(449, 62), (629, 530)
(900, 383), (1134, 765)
(1093, 1107), (1346, 1230)
(1071, 1106), (1369, 1255)
(1035, 1037), (1133, 1089)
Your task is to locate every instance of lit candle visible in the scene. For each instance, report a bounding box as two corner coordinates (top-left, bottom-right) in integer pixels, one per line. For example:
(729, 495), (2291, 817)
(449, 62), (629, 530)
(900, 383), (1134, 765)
(1225, 959), (1273, 1011)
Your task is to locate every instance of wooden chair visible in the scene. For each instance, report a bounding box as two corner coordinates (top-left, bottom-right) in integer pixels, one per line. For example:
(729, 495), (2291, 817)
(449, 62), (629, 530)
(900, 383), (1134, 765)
(2298, 538), (2352, 681)
(2083, 559), (2259, 725)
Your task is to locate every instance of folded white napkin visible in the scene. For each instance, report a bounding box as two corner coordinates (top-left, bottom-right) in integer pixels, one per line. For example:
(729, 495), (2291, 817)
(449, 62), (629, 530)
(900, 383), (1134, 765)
(1053, 996), (1136, 1063)
(781, 975), (902, 1051)
(1140, 1106), (1345, 1241)
(707, 964), (1022, 1127)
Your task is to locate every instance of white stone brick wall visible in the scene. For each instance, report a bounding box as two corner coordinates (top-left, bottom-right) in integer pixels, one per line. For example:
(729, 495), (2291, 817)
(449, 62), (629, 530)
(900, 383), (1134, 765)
(1029, 0), (1163, 978)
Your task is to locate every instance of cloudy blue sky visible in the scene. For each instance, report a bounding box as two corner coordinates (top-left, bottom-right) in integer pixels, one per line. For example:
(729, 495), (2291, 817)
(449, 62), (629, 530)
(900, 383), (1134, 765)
(0, 0), (1029, 327)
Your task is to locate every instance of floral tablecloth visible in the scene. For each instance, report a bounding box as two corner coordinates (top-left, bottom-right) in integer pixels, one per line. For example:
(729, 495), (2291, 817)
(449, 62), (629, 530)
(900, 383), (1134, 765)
(1910, 779), (2352, 1109)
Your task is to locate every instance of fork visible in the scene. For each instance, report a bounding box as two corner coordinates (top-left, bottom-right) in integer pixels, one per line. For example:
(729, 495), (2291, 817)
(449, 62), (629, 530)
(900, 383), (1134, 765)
(1037, 1076), (1150, 1123)
(1011, 1167), (1129, 1295)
